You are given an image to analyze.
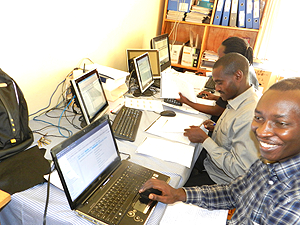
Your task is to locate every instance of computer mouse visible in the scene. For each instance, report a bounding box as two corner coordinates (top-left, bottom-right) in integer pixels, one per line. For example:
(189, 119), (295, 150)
(140, 188), (162, 200)
(197, 93), (207, 98)
(160, 110), (176, 117)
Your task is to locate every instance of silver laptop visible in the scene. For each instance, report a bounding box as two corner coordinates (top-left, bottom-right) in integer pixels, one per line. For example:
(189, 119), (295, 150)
(51, 115), (170, 225)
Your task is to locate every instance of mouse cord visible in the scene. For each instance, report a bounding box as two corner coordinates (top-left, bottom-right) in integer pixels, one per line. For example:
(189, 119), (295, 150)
(43, 165), (54, 225)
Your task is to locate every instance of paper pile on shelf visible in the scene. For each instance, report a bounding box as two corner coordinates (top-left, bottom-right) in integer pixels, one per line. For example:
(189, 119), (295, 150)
(185, 4), (212, 23)
(200, 50), (218, 70)
(185, 11), (207, 23)
(167, 10), (185, 21)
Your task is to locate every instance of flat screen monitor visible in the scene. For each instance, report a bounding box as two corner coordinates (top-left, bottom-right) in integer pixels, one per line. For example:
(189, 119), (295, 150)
(151, 33), (171, 73)
(126, 49), (161, 79)
(70, 69), (109, 127)
(133, 52), (154, 97)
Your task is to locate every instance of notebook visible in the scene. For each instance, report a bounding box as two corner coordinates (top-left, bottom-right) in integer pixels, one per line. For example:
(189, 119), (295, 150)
(51, 115), (170, 225)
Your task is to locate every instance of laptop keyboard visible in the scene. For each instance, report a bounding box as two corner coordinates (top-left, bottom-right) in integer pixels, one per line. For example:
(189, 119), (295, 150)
(89, 165), (153, 225)
(111, 106), (142, 142)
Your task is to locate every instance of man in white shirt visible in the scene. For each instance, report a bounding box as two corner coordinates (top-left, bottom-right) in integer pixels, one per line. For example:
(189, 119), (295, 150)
(184, 52), (260, 186)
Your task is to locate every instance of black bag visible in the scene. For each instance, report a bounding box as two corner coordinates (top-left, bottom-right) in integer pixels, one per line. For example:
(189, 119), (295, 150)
(0, 69), (33, 160)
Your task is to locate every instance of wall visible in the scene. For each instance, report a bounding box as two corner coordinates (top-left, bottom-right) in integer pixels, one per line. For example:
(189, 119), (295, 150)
(0, 0), (165, 115)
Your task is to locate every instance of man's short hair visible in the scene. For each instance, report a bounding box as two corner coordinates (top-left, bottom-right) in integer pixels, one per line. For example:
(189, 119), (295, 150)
(213, 52), (249, 79)
(269, 77), (300, 91)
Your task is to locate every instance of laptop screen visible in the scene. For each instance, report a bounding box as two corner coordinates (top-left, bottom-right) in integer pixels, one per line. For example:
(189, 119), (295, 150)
(53, 118), (120, 203)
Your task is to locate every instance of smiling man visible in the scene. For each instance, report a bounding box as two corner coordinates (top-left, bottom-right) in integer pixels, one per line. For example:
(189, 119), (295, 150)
(183, 53), (259, 186)
(140, 77), (300, 224)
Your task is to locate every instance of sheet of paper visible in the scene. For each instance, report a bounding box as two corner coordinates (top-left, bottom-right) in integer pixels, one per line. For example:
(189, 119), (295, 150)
(160, 201), (228, 225)
(136, 137), (194, 168)
(145, 112), (204, 144)
(44, 170), (63, 190)
(125, 98), (164, 112)
(161, 113), (204, 133)
(161, 73), (196, 101)
(176, 72), (208, 90)
(196, 98), (216, 106)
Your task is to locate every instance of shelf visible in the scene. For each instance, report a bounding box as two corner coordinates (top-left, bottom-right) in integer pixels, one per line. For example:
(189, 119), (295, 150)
(162, 0), (268, 71)
(164, 19), (260, 33)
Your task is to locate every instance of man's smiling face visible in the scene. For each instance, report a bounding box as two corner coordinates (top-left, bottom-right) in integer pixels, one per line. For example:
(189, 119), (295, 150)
(251, 89), (300, 162)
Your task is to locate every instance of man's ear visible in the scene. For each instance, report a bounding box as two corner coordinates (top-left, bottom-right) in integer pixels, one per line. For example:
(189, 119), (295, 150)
(234, 70), (244, 82)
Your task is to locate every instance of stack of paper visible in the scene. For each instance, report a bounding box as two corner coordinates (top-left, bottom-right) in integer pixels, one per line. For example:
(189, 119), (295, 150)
(136, 137), (194, 168)
(137, 112), (207, 168)
(160, 202), (228, 225)
(145, 112), (205, 145)
(167, 10), (185, 21)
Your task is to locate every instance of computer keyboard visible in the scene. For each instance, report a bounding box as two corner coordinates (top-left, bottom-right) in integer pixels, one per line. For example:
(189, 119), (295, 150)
(163, 98), (182, 106)
(204, 77), (215, 92)
(111, 106), (142, 142)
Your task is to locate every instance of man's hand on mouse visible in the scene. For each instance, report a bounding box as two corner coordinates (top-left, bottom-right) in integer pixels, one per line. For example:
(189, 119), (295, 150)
(197, 90), (219, 100)
(139, 179), (186, 204)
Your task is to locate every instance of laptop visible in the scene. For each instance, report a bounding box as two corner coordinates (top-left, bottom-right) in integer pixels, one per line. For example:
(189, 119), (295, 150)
(51, 115), (170, 225)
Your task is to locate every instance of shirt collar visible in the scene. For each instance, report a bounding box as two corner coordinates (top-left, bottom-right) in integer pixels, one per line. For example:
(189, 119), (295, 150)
(227, 86), (256, 110)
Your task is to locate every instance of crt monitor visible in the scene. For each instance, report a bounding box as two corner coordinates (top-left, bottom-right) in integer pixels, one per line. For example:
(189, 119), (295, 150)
(70, 69), (109, 127)
(151, 33), (171, 73)
(133, 52), (154, 97)
(126, 49), (161, 79)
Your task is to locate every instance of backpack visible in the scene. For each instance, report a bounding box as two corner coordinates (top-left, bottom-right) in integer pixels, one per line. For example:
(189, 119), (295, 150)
(0, 69), (33, 160)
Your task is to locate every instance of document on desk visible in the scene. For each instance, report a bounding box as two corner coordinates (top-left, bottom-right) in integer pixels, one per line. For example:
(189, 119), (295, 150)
(159, 202), (228, 225)
(145, 112), (205, 145)
(136, 137), (194, 168)
(160, 72), (196, 101)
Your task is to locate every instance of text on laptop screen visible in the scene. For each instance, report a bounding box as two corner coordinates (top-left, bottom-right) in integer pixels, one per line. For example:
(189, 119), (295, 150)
(56, 120), (118, 201)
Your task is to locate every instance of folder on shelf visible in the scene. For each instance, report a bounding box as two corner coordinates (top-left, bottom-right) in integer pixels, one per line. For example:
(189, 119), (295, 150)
(213, 0), (225, 25)
(229, 0), (238, 27)
(221, 0), (231, 26)
(238, 0), (246, 28)
(252, 0), (260, 29)
(246, 0), (253, 29)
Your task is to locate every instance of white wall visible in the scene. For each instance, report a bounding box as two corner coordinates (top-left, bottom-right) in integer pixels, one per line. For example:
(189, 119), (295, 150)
(0, 0), (165, 115)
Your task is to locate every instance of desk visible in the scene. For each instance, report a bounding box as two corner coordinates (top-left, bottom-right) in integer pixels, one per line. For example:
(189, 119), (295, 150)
(0, 104), (208, 225)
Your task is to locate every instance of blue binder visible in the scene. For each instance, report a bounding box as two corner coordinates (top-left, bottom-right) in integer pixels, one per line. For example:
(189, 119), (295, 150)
(213, 0), (225, 25)
(252, 0), (260, 29)
(246, 0), (253, 29)
(238, 0), (246, 28)
(221, 0), (231, 26)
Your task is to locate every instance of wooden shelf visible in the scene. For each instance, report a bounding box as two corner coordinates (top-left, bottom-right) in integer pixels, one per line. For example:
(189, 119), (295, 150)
(162, 0), (267, 73)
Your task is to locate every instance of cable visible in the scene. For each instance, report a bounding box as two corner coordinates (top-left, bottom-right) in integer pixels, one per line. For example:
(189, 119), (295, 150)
(58, 96), (75, 138)
(43, 169), (51, 225)
(29, 79), (66, 117)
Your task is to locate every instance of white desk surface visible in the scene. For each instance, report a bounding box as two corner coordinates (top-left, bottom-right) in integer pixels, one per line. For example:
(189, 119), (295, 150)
(0, 102), (208, 225)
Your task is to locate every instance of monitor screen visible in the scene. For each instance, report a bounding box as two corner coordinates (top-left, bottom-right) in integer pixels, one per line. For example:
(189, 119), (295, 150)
(151, 33), (171, 72)
(133, 52), (154, 96)
(126, 49), (160, 79)
(70, 69), (109, 127)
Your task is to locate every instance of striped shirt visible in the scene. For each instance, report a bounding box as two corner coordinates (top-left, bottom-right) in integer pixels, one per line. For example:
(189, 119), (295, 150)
(183, 154), (300, 224)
